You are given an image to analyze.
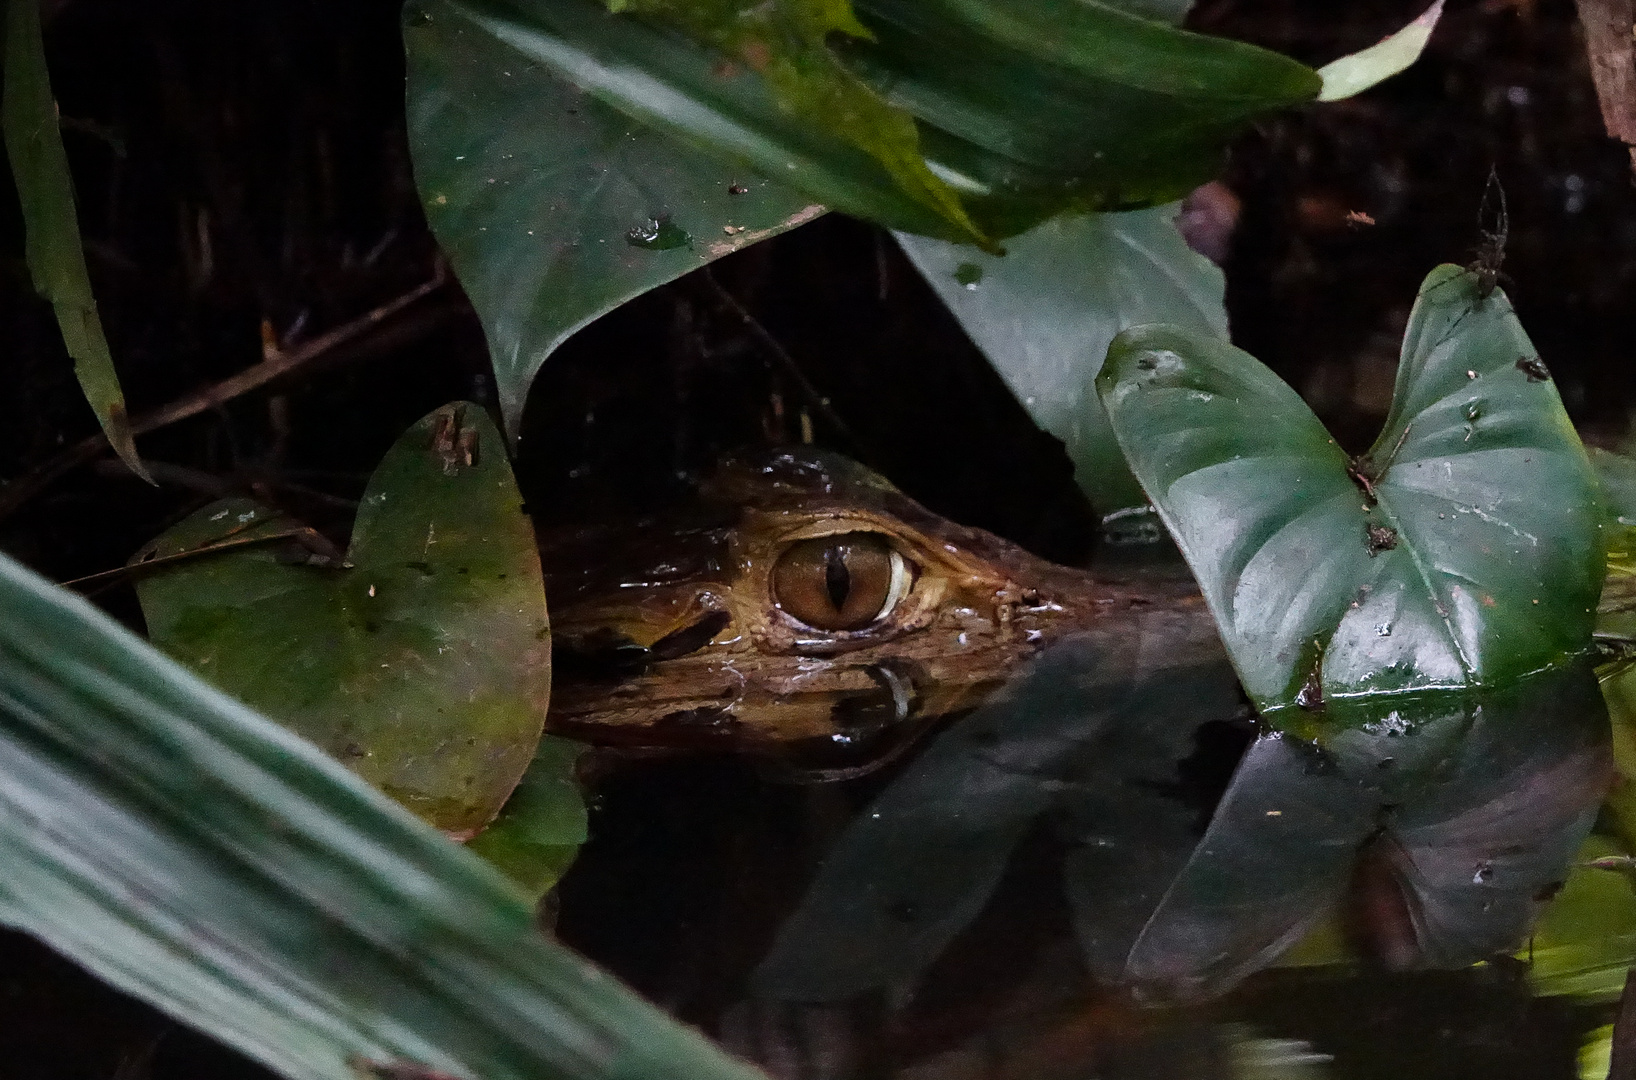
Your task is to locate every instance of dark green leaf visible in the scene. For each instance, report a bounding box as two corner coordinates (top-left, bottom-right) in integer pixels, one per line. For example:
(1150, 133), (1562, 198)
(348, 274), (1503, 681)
(2, 0), (147, 480)
(404, 0), (1319, 429)
(1098, 265), (1603, 717)
(896, 205), (1226, 514)
(847, 0), (1319, 236)
(602, 0), (987, 245)
(134, 403), (559, 841)
(405, 0), (826, 434)
(0, 550), (769, 1080)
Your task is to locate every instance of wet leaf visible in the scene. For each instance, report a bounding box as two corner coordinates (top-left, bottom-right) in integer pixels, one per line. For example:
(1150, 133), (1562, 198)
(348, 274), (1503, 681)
(1316, 1), (1444, 103)
(404, 1), (823, 436)
(2, 0), (147, 480)
(604, 0), (987, 246)
(1098, 265), (1604, 718)
(404, 0), (1318, 431)
(896, 205), (1226, 515)
(0, 550), (770, 1080)
(134, 403), (556, 841)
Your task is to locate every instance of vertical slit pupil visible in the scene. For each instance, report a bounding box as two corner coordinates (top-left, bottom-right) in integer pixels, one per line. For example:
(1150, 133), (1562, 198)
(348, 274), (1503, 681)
(825, 544), (852, 610)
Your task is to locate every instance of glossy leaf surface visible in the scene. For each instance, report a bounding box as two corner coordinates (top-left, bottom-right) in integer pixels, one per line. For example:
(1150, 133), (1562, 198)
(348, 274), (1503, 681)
(135, 403), (556, 840)
(896, 205), (1225, 514)
(2, 0), (146, 479)
(0, 550), (768, 1080)
(405, 0), (824, 434)
(1098, 265), (1603, 716)
(404, 0), (1317, 431)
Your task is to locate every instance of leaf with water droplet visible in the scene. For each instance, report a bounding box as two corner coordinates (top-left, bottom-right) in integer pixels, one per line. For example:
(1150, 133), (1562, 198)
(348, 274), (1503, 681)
(624, 214), (691, 250)
(1098, 264), (1603, 719)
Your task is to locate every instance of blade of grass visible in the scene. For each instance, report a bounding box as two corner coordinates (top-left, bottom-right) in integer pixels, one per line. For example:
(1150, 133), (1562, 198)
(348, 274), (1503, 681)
(2, 0), (147, 480)
(0, 550), (768, 1080)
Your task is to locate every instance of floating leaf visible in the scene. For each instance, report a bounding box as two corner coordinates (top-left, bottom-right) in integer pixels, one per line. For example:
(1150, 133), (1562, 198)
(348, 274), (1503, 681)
(896, 205), (1226, 515)
(134, 403), (557, 841)
(2, 0), (147, 479)
(0, 550), (768, 1080)
(1098, 266), (1603, 718)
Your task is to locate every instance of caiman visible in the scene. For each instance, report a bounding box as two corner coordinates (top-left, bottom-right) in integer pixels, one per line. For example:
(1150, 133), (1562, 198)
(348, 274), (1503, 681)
(540, 448), (1218, 779)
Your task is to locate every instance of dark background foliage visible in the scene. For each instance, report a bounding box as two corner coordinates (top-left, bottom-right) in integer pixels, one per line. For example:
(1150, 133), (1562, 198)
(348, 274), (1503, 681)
(0, 0), (1630, 1075)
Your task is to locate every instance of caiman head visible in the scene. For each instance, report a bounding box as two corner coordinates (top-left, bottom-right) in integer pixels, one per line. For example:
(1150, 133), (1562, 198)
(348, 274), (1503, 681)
(541, 449), (1201, 778)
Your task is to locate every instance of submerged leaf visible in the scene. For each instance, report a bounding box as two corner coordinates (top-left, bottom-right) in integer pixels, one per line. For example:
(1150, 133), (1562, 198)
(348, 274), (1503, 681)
(1098, 265), (1603, 717)
(134, 403), (558, 841)
(896, 205), (1226, 515)
(2, 0), (147, 479)
(0, 550), (768, 1080)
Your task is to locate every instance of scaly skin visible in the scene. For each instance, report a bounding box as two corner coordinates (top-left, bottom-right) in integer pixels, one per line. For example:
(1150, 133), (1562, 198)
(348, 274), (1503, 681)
(540, 449), (1214, 779)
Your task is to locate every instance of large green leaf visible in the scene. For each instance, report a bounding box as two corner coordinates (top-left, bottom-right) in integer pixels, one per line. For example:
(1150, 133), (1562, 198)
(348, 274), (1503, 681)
(133, 403), (560, 842)
(1097, 265), (1603, 718)
(0, 549), (769, 1080)
(405, 0), (825, 435)
(404, 0), (1318, 431)
(2, 0), (147, 480)
(895, 205), (1226, 515)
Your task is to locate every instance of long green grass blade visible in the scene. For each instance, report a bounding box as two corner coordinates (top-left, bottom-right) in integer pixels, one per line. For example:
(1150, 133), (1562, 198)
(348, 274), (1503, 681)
(1, 0), (147, 480)
(0, 550), (768, 1080)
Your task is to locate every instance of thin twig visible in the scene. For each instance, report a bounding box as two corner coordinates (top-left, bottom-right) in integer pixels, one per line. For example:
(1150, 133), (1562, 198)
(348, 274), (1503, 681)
(0, 266), (448, 522)
(699, 269), (858, 448)
(62, 523), (341, 594)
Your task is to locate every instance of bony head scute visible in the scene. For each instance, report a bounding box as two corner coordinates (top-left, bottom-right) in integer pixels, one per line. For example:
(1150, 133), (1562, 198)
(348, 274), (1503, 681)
(771, 532), (913, 632)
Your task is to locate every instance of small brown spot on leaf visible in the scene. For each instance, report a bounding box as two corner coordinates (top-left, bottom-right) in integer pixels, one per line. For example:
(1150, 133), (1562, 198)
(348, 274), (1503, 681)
(1366, 523), (1398, 556)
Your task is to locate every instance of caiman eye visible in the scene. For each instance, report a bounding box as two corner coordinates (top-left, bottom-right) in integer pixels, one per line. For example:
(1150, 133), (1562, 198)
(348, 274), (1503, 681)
(772, 532), (912, 631)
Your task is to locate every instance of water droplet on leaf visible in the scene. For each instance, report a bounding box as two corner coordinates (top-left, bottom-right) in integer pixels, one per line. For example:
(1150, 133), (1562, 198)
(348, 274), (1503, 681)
(626, 214), (691, 251)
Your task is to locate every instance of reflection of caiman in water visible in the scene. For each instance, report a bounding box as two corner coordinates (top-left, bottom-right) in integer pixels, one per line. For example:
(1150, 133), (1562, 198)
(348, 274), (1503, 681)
(541, 448), (1215, 778)
(542, 448), (1613, 1010)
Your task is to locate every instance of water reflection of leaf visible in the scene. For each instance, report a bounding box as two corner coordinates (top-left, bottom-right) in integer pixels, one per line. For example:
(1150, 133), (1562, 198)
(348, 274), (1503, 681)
(755, 637), (1610, 1004)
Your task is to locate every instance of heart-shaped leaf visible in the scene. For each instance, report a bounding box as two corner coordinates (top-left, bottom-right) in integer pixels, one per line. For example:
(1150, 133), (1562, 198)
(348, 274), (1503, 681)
(895, 204), (1226, 515)
(1097, 265), (1603, 717)
(134, 403), (557, 840)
